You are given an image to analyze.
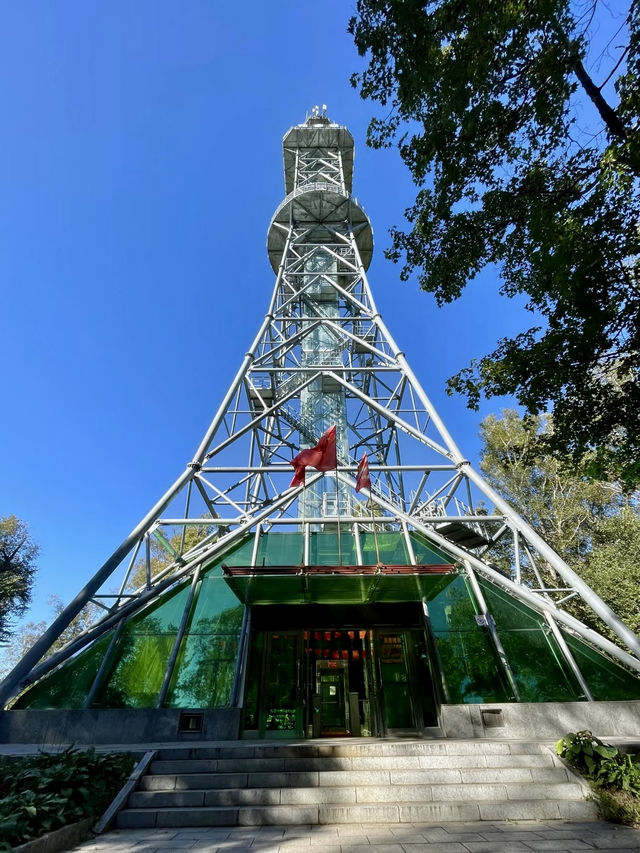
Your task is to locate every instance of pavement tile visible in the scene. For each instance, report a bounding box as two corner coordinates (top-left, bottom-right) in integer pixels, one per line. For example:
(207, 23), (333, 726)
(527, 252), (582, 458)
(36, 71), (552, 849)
(63, 817), (640, 853)
(192, 844), (252, 853)
(281, 846), (340, 853)
(209, 846), (256, 852)
(364, 835), (399, 844)
(399, 827), (451, 842)
(474, 832), (548, 842)
(275, 847), (316, 853)
(427, 833), (487, 843)
(193, 829), (235, 834)
(462, 843), (537, 853)
(334, 835), (369, 845)
(533, 830), (599, 839)
(588, 835), (640, 849)
(186, 845), (223, 852)
(517, 841), (596, 850)
(338, 846), (404, 853)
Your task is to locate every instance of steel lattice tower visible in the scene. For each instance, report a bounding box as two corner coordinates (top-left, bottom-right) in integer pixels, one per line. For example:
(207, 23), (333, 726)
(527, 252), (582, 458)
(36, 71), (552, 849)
(2, 110), (639, 716)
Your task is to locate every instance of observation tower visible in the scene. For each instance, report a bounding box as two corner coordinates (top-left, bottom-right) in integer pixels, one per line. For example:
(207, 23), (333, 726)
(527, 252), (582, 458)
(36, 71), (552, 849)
(2, 110), (640, 743)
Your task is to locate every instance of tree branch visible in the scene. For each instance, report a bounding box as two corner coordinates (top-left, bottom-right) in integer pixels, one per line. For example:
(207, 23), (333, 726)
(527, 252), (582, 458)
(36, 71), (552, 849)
(573, 59), (628, 141)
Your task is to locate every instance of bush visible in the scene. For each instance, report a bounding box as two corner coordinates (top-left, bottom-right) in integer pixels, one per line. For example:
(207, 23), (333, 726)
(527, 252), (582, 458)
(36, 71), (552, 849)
(0, 747), (134, 849)
(555, 730), (640, 827)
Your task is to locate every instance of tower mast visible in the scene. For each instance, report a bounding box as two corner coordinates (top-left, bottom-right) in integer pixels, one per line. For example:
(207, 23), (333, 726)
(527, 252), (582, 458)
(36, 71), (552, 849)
(2, 111), (639, 714)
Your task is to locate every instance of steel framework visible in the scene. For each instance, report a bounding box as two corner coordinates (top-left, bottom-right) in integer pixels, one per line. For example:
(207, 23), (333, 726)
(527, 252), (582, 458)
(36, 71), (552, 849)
(2, 109), (639, 707)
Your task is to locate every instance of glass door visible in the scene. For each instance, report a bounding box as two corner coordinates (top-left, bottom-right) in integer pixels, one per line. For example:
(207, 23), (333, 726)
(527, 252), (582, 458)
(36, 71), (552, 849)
(315, 660), (349, 735)
(376, 630), (417, 730)
(261, 631), (303, 738)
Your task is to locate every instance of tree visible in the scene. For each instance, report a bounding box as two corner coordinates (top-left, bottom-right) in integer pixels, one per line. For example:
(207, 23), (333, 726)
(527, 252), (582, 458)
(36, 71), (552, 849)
(573, 508), (640, 641)
(0, 516), (39, 643)
(128, 522), (216, 590)
(479, 410), (640, 642)
(349, 1), (640, 487)
(0, 595), (100, 679)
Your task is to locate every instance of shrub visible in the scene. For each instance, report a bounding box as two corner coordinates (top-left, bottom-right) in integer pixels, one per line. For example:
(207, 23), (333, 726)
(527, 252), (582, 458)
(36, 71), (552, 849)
(555, 730), (640, 827)
(0, 747), (134, 849)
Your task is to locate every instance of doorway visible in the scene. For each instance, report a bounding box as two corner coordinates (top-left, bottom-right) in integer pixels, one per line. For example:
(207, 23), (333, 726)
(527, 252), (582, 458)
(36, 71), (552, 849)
(241, 604), (438, 738)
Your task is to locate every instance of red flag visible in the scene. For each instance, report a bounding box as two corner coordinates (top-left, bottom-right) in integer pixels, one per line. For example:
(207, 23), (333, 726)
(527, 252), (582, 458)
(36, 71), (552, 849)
(290, 425), (337, 487)
(355, 452), (371, 493)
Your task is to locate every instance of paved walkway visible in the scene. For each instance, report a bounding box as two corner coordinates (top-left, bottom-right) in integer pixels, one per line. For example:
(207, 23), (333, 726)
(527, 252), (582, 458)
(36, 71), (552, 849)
(69, 820), (640, 853)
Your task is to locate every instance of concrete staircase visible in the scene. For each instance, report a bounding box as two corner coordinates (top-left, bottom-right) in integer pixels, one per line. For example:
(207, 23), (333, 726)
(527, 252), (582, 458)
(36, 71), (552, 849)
(116, 739), (597, 828)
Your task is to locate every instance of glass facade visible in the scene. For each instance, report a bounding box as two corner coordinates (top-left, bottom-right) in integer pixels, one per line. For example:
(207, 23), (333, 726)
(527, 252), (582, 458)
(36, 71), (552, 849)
(428, 574), (511, 703)
(13, 531), (640, 719)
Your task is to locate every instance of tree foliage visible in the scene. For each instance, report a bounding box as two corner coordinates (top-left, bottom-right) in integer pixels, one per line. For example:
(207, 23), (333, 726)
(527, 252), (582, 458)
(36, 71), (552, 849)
(479, 410), (640, 641)
(0, 595), (100, 679)
(349, 0), (640, 487)
(0, 516), (39, 643)
(128, 522), (216, 590)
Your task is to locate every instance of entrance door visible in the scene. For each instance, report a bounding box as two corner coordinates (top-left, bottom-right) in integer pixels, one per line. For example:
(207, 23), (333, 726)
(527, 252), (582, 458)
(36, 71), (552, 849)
(261, 632), (303, 738)
(241, 606), (439, 739)
(314, 660), (349, 735)
(375, 629), (438, 731)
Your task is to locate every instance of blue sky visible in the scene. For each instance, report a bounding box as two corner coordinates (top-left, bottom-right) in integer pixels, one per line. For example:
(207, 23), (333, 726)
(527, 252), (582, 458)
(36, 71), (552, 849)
(0, 2), (532, 640)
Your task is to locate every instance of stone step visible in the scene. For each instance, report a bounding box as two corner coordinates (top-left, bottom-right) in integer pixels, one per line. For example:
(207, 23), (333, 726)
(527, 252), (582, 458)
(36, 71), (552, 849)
(129, 780), (585, 809)
(116, 797), (597, 828)
(116, 739), (594, 829)
(141, 764), (571, 792)
(154, 741), (550, 761)
(149, 751), (562, 776)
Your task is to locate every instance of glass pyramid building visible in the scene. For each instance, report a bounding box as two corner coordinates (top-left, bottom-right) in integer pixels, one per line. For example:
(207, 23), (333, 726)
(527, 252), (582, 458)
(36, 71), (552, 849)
(3, 112), (640, 742)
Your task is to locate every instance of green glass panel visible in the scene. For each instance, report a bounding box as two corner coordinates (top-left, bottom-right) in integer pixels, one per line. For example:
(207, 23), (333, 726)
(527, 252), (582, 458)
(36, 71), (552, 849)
(375, 575), (448, 603)
(409, 533), (451, 565)
(480, 581), (583, 701)
(127, 584), (191, 634)
(565, 635), (640, 700)
(94, 632), (176, 708)
(498, 629), (581, 701)
(243, 631), (264, 730)
(202, 534), (255, 576)
(264, 633), (300, 734)
(13, 634), (113, 710)
(307, 575), (376, 603)
(165, 633), (239, 708)
(318, 668), (349, 730)
(428, 574), (510, 703)
(360, 531), (408, 565)
(258, 533), (304, 566)
(412, 630), (438, 726)
(433, 629), (511, 703)
(225, 575), (305, 605)
(378, 633), (414, 727)
(427, 574), (476, 632)
(189, 576), (243, 634)
(309, 531), (357, 565)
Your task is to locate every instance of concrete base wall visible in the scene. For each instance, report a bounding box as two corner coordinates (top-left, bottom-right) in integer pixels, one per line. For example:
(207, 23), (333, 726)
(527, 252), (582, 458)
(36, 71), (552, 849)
(0, 708), (242, 745)
(2, 702), (637, 745)
(440, 700), (640, 740)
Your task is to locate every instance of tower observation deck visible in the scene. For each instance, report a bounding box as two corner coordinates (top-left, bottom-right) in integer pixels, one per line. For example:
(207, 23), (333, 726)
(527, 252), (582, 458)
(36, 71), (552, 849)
(2, 111), (639, 743)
